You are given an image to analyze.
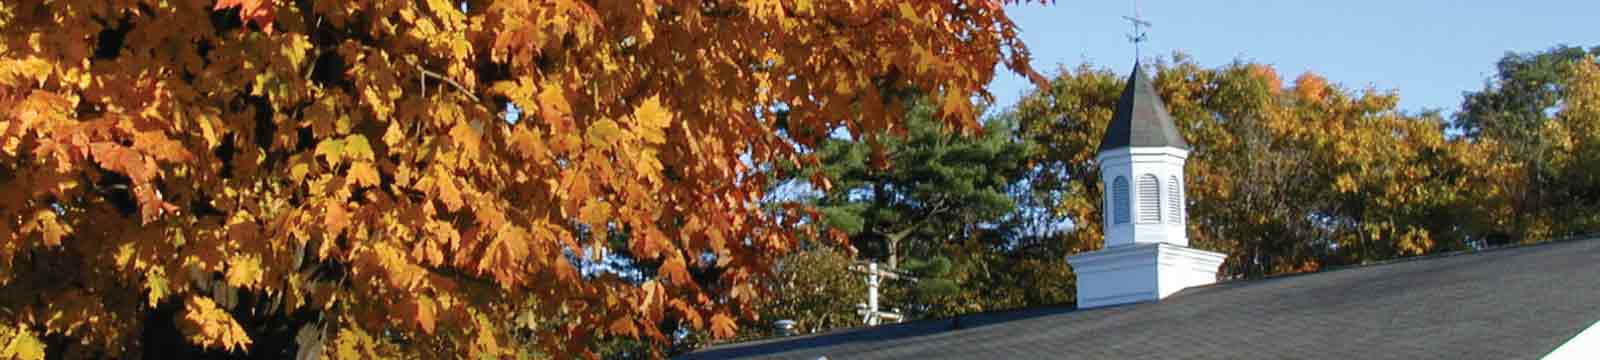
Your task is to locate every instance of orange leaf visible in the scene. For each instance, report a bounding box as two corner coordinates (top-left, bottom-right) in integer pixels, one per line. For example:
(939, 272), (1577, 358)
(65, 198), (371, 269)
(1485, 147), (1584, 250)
(607, 317), (638, 337)
(658, 256), (690, 286)
(324, 200), (350, 236)
(436, 175), (464, 212)
(416, 297), (438, 335)
(709, 313), (737, 339)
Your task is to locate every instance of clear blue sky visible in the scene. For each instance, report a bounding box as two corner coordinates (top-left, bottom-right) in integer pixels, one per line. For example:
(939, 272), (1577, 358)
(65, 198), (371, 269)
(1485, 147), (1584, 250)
(988, 0), (1599, 116)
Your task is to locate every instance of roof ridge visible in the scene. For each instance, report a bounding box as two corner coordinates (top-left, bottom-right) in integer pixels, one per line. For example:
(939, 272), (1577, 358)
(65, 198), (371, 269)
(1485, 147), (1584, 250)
(1188, 234), (1600, 293)
(688, 235), (1600, 357)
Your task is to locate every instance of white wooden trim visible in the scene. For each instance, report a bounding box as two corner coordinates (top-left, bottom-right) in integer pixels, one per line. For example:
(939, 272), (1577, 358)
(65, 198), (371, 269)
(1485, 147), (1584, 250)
(1545, 319), (1600, 359)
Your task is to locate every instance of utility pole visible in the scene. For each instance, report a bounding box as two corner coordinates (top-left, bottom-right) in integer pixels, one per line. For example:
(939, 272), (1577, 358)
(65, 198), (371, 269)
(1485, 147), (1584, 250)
(850, 261), (912, 326)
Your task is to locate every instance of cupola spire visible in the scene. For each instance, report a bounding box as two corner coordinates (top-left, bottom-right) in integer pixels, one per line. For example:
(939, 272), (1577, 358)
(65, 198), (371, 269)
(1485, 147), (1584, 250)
(1097, 64), (1189, 153)
(1066, 60), (1223, 309)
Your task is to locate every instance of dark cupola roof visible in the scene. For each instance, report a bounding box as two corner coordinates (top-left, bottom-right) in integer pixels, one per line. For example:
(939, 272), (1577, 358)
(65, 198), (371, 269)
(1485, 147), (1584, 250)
(1097, 63), (1189, 152)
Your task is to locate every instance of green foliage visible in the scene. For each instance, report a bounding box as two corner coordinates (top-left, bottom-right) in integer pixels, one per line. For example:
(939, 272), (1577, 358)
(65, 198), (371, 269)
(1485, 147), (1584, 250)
(1456, 45), (1600, 139)
(724, 46), (1600, 352)
(750, 246), (866, 337)
(1455, 46), (1600, 244)
(809, 98), (1034, 268)
(1008, 54), (1474, 278)
(901, 256), (959, 299)
(758, 95), (1073, 330)
(888, 240), (1074, 318)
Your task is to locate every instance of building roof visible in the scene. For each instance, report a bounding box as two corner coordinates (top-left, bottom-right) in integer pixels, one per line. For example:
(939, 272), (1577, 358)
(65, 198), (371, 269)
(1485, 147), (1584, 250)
(1097, 63), (1190, 153)
(683, 237), (1600, 359)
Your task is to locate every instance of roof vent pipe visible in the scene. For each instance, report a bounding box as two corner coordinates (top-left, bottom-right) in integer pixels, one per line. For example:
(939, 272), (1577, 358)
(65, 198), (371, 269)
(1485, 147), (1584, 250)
(774, 319), (797, 337)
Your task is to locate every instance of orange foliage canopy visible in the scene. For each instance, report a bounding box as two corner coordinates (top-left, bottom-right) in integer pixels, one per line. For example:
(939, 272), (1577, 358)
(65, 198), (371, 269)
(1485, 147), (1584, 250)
(0, 0), (1042, 357)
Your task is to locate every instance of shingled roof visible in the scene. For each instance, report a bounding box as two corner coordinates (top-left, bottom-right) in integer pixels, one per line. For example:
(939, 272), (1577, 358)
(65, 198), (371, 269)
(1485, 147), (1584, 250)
(1097, 63), (1189, 152)
(684, 237), (1600, 359)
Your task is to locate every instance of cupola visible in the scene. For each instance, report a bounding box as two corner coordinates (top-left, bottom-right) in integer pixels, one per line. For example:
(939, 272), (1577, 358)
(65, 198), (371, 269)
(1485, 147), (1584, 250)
(1066, 63), (1226, 309)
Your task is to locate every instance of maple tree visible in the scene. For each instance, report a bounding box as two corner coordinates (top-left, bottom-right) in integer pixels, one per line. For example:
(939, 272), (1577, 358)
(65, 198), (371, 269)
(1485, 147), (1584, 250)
(0, 0), (1045, 357)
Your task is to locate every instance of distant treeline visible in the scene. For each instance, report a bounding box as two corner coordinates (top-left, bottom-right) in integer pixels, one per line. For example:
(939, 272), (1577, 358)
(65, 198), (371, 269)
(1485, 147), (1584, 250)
(735, 46), (1600, 347)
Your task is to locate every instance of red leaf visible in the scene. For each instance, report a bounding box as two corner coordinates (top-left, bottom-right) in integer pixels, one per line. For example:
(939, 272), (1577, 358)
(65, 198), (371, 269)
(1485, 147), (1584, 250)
(213, 0), (277, 33)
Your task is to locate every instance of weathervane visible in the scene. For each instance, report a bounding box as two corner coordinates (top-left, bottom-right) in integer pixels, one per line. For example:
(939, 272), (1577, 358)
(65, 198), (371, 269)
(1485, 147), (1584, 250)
(1122, 0), (1152, 60)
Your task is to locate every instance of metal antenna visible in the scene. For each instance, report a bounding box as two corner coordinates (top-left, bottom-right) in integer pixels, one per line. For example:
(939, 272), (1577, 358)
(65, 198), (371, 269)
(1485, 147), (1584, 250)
(1122, 0), (1152, 60)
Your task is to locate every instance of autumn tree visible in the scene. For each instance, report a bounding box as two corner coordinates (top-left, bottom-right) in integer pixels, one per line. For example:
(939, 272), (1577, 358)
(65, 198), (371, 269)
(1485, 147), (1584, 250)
(1010, 55), (1471, 279)
(1550, 55), (1600, 237)
(0, 0), (1044, 357)
(1454, 46), (1600, 244)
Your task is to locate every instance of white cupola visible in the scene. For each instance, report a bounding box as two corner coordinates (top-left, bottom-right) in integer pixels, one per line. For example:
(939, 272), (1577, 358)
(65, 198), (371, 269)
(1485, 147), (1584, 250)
(1066, 63), (1226, 309)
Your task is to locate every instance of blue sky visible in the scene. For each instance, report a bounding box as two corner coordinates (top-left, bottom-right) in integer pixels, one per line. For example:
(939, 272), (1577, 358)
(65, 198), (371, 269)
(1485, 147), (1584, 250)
(987, 0), (1600, 116)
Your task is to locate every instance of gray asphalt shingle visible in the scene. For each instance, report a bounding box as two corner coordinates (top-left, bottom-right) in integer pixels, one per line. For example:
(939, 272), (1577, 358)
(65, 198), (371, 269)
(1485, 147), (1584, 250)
(685, 238), (1600, 359)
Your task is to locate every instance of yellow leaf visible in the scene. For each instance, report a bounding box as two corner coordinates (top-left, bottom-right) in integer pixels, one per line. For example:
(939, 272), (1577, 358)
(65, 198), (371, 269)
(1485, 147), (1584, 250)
(343, 134), (375, 161)
(538, 85), (571, 121)
(314, 138), (346, 167)
(587, 119), (623, 147)
(510, 127), (548, 160)
(290, 162), (310, 183)
(898, 3), (920, 22)
(334, 328), (378, 359)
(383, 121), (406, 147)
(225, 255), (263, 289)
(633, 97), (671, 145)
(146, 268), (171, 306)
(363, 86), (394, 121)
(449, 121), (481, 156)
(1, 326), (45, 360)
(348, 162), (381, 188)
(1334, 174), (1358, 193)
(579, 200), (610, 226)
(283, 34), (314, 69)
(179, 296), (253, 352)
(435, 169), (465, 212)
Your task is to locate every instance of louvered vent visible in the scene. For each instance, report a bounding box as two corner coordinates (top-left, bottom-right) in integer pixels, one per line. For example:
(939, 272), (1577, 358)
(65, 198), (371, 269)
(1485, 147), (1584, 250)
(1138, 174), (1161, 223)
(1167, 175), (1182, 224)
(1112, 176), (1130, 224)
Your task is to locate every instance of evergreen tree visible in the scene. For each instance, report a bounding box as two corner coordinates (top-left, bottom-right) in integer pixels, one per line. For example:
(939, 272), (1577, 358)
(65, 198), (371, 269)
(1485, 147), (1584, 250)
(809, 99), (1033, 270)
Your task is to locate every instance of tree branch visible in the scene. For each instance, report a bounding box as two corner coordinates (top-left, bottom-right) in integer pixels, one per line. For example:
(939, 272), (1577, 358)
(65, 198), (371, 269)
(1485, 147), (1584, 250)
(416, 63), (482, 104)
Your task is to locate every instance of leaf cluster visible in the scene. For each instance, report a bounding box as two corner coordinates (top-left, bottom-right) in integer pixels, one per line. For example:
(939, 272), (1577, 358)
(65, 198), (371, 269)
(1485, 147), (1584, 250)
(0, 0), (1041, 357)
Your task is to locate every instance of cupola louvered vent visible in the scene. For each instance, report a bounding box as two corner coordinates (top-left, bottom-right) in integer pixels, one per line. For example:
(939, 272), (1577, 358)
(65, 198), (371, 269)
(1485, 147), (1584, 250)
(1167, 175), (1182, 224)
(1137, 174), (1161, 223)
(1112, 176), (1130, 224)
